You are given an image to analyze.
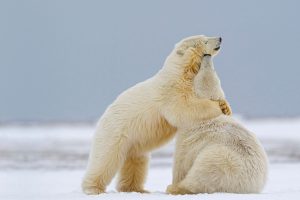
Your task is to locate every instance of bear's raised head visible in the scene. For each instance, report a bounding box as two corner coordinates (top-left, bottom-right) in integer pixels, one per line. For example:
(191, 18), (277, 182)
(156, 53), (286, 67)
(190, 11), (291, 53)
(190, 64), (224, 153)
(163, 35), (222, 81)
(175, 35), (222, 57)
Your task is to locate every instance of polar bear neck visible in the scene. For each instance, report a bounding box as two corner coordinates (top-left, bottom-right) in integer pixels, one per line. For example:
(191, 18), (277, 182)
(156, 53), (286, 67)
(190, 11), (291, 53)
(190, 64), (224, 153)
(193, 58), (225, 101)
(183, 115), (237, 132)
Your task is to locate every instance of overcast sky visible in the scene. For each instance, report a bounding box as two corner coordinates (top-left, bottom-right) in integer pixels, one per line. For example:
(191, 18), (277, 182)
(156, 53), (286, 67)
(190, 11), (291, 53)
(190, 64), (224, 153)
(0, 0), (300, 122)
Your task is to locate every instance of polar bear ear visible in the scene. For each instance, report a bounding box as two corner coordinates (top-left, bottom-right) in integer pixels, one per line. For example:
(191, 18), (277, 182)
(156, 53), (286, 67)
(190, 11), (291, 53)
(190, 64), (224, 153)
(176, 44), (188, 56)
(176, 49), (185, 56)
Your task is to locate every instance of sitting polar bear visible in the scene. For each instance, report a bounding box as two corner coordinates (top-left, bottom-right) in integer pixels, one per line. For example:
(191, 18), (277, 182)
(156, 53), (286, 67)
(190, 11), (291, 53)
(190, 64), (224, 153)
(82, 35), (232, 194)
(166, 55), (268, 195)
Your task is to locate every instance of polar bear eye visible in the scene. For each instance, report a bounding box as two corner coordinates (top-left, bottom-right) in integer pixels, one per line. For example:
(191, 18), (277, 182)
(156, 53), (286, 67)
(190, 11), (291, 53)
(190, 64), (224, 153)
(194, 42), (201, 47)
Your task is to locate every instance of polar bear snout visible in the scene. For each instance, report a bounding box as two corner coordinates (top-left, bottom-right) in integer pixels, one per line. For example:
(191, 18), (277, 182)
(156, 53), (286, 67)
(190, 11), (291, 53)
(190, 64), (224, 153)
(213, 37), (222, 51)
(203, 36), (222, 56)
(215, 38), (221, 50)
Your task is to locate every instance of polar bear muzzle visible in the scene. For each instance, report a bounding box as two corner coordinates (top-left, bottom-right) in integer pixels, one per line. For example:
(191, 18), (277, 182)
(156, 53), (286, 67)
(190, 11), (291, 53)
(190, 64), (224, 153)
(214, 46), (221, 51)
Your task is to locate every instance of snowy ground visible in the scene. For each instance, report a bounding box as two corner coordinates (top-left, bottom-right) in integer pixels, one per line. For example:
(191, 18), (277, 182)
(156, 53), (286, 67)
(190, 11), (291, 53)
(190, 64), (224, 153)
(1, 117), (300, 199)
(1, 164), (300, 200)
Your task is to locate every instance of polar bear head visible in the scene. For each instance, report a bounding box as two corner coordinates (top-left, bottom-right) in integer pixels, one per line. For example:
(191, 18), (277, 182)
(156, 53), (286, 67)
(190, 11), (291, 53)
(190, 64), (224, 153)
(162, 35), (222, 81)
(175, 35), (222, 57)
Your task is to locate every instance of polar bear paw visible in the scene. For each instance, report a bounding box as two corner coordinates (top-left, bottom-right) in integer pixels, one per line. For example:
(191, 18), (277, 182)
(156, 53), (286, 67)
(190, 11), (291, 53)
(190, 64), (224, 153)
(82, 179), (105, 195)
(82, 186), (105, 195)
(219, 99), (232, 115)
(118, 187), (150, 193)
(166, 184), (192, 195)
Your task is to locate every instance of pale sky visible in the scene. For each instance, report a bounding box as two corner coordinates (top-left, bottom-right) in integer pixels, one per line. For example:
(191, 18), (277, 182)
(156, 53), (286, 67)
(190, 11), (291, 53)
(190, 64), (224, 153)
(1, 0), (300, 122)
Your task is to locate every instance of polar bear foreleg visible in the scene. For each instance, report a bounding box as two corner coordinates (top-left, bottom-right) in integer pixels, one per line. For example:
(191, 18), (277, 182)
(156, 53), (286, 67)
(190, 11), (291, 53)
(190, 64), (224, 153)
(172, 138), (191, 184)
(117, 154), (149, 193)
(167, 146), (193, 194)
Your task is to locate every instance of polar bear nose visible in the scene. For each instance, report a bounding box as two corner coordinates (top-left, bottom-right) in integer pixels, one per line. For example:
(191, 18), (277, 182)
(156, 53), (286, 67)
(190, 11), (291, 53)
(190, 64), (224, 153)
(219, 37), (222, 43)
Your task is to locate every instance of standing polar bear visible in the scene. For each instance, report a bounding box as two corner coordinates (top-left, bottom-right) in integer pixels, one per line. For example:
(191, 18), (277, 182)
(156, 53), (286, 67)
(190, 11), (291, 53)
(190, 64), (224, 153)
(166, 55), (268, 195)
(82, 35), (232, 194)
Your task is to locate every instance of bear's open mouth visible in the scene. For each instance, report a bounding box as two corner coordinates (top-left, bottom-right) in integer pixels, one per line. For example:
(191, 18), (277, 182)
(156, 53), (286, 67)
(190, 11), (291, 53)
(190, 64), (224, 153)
(214, 46), (220, 51)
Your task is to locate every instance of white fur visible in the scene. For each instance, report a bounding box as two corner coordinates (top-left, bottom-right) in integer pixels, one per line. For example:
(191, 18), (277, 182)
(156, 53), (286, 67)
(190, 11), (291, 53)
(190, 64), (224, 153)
(82, 35), (227, 194)
(194, 55), (225, 100)
(168, 56), (268, 194)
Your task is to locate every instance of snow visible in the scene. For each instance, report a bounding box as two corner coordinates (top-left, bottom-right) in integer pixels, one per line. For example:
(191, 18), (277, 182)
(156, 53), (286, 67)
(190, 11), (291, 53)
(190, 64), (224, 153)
(0, 117), (300, 199)
(1, 164), (300, 200)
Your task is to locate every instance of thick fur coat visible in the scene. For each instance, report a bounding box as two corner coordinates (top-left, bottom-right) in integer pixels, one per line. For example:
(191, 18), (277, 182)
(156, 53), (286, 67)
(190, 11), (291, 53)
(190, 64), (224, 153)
(82, 35), (231, 194)
(167, 55), (268, 194)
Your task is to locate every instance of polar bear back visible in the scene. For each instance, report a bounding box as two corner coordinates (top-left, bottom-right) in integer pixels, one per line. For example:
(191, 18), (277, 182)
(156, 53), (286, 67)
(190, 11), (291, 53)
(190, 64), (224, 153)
(180, 115), (266, 158)
(176, 115), (268, 193)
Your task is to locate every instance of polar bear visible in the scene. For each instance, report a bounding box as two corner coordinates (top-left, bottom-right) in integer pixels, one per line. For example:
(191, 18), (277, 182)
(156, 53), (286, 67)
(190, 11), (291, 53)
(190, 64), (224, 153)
(166, 55), (268, 195)
(82, 35), (232, 194)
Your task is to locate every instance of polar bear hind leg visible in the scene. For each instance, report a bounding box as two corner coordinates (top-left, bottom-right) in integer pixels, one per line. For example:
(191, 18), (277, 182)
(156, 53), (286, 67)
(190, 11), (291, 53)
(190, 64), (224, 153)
(117, 153), (150, 193)
(174, 145), (243, 194)
(82, 132), (130, 194)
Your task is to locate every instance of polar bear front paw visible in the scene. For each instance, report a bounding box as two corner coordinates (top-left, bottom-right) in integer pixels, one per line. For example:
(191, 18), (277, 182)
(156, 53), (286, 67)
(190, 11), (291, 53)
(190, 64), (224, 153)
(166, 184), (180, 194)
(219, 100), (232, 116)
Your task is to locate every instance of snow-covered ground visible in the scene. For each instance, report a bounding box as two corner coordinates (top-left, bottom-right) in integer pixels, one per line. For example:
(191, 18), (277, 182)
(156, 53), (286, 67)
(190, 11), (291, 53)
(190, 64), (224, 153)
(1, 117), (300, 199)
(1, 164), (300, 200)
